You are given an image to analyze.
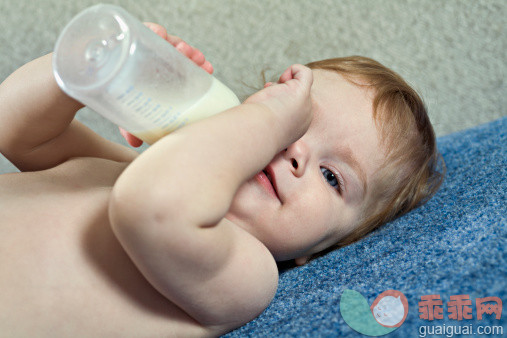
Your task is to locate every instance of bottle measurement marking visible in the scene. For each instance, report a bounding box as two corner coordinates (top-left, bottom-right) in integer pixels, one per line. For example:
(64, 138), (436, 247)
(114, 85), (184, 130)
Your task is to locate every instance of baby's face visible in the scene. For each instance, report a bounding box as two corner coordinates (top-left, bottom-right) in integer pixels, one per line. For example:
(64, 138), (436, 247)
(226, 70), (386, 261)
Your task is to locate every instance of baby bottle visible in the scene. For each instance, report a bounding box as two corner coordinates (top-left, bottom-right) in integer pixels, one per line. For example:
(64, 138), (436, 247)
(53, 4), (240, 145)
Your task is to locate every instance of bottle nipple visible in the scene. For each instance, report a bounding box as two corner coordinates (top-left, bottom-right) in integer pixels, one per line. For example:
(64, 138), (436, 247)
(85, 39), (109, 67)
(84, 33), (125, 69)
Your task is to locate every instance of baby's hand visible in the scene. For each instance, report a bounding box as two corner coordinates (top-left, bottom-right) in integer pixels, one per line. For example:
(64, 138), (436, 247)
(119, 23), (214, 147)
(245, 64), (314, 143)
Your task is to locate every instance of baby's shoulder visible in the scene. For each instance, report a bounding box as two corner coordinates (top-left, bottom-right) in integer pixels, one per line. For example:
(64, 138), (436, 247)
(223, 219), (279, 309)
(0, 156), (130, 194)
(52, 156), (130, 186)
(0, 156), (129, 191)
(191, 218), (279, 331)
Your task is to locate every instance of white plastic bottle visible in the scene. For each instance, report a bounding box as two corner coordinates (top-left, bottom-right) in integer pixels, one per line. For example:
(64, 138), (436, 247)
(53, 4), (240, 144)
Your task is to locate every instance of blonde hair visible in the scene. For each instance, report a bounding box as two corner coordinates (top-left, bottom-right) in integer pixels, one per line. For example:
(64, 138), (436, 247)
(306, 56), (445, 250)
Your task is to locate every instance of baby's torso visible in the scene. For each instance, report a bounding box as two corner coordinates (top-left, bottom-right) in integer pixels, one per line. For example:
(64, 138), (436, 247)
(0, 157), (216, 337)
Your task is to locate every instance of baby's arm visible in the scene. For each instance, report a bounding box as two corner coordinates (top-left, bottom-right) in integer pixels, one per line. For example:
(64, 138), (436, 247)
(0, 23), (204, 171)
(109, 65), (313, 328)
(0, 53), (138, 171)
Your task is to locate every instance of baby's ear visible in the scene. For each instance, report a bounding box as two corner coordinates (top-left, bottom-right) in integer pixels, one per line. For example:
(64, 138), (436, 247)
(295, 256), (309, 266)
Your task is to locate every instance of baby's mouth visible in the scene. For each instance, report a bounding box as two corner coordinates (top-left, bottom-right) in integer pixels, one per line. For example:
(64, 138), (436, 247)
(263, 170), (272, 183)
(265, 166), (281, 201)
(255, 168), (279, 200)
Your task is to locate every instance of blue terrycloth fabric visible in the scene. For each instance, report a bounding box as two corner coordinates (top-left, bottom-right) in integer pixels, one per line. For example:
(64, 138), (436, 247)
(226, 117), (506, 337)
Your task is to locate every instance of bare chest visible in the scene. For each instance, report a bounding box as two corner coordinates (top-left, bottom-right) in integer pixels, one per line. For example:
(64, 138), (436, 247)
(0, 158), (213, 337)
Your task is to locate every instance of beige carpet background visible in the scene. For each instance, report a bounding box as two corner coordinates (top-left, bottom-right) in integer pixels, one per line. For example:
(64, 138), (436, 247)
(1, 0), (505, 173)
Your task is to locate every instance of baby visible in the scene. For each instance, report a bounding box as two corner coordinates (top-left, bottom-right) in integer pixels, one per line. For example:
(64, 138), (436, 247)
(0, 23), (443, 337)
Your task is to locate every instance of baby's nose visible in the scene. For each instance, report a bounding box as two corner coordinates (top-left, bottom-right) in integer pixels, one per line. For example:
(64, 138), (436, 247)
(284, 140), (310, 177)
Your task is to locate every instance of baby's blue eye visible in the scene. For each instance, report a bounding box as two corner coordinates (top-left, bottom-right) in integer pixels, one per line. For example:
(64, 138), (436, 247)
(321, 167), (340, 190)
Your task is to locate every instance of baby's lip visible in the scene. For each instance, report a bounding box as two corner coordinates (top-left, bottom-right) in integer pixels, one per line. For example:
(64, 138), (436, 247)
(265, 165), (281, 201)
(254, 165), (280, 201)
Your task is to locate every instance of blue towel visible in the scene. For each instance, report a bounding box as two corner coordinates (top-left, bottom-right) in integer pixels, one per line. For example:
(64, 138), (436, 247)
(226, 117), (506, 337)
